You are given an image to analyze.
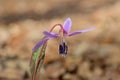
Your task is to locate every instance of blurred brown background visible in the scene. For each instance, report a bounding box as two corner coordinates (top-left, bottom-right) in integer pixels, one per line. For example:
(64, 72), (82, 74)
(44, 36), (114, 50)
(0, 0), (120, 80)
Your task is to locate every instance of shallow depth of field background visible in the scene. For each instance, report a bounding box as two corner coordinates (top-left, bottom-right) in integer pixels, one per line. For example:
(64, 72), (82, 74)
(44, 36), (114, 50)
(0, 0), (120, 80)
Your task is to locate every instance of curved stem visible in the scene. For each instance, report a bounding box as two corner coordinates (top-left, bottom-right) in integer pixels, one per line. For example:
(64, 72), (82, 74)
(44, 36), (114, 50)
(50, 23), (64, 37)
(50, 24), (64, 32)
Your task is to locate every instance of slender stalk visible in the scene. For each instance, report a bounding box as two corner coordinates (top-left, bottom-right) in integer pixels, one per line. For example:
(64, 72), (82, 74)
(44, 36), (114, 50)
(50, 24), (64, 32)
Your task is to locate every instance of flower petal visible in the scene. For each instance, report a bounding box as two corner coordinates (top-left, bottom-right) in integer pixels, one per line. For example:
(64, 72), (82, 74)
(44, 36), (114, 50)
(43, 31), (59, 38)
(63, 18), (72, 34)
(32, 38), (49, 51)
(68, 27), (95, 36)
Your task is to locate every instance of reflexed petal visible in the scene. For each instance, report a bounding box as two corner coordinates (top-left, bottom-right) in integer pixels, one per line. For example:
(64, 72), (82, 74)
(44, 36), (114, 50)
(43, 31), (59, 38)
(32, 38), (49, 51)
(63, 18), (72, 34)
(68, 27), (95, 36)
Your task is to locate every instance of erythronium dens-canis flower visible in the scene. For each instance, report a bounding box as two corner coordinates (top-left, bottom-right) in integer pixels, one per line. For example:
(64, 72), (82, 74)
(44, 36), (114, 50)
(30, 18), (95, 80)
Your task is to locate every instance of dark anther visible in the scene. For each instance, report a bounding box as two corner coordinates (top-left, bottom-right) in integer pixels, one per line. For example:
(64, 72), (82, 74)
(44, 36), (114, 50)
(59, 42), (68, 55)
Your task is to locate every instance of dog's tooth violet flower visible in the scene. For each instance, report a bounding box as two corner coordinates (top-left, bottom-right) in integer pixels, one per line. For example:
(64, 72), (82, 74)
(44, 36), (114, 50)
(30, 18), (95, 80)
(33, 18), (95, 55)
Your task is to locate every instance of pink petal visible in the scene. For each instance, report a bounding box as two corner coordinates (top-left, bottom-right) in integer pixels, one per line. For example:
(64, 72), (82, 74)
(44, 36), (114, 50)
(68, 27), (95, 36)
(32, 38), (49, 51)
(63, 18), (72, 34)
(43, 31), (59, 38)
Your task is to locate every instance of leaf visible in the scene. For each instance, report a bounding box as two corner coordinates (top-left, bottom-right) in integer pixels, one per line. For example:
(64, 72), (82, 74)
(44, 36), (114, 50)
(35, 51), (45, 76)
(36, 44), (46, 74)
(30, 37), (47, 80)
(30, 48), (41, 76)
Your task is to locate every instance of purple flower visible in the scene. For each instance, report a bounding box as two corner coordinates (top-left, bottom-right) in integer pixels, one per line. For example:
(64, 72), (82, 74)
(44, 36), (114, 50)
(32, 18), (95, 56)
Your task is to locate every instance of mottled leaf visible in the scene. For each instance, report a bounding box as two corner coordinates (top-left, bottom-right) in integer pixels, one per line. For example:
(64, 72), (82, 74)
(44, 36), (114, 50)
(30, 37), (47, 80)
(30, 48), (41, 76)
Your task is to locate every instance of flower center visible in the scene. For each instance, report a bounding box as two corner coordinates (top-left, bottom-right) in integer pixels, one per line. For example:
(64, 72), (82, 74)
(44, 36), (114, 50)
(59, 37), (68, 56)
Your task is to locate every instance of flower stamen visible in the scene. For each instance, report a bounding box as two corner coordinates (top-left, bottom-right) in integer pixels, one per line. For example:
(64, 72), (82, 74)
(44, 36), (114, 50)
(59, 37), (68, 56)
